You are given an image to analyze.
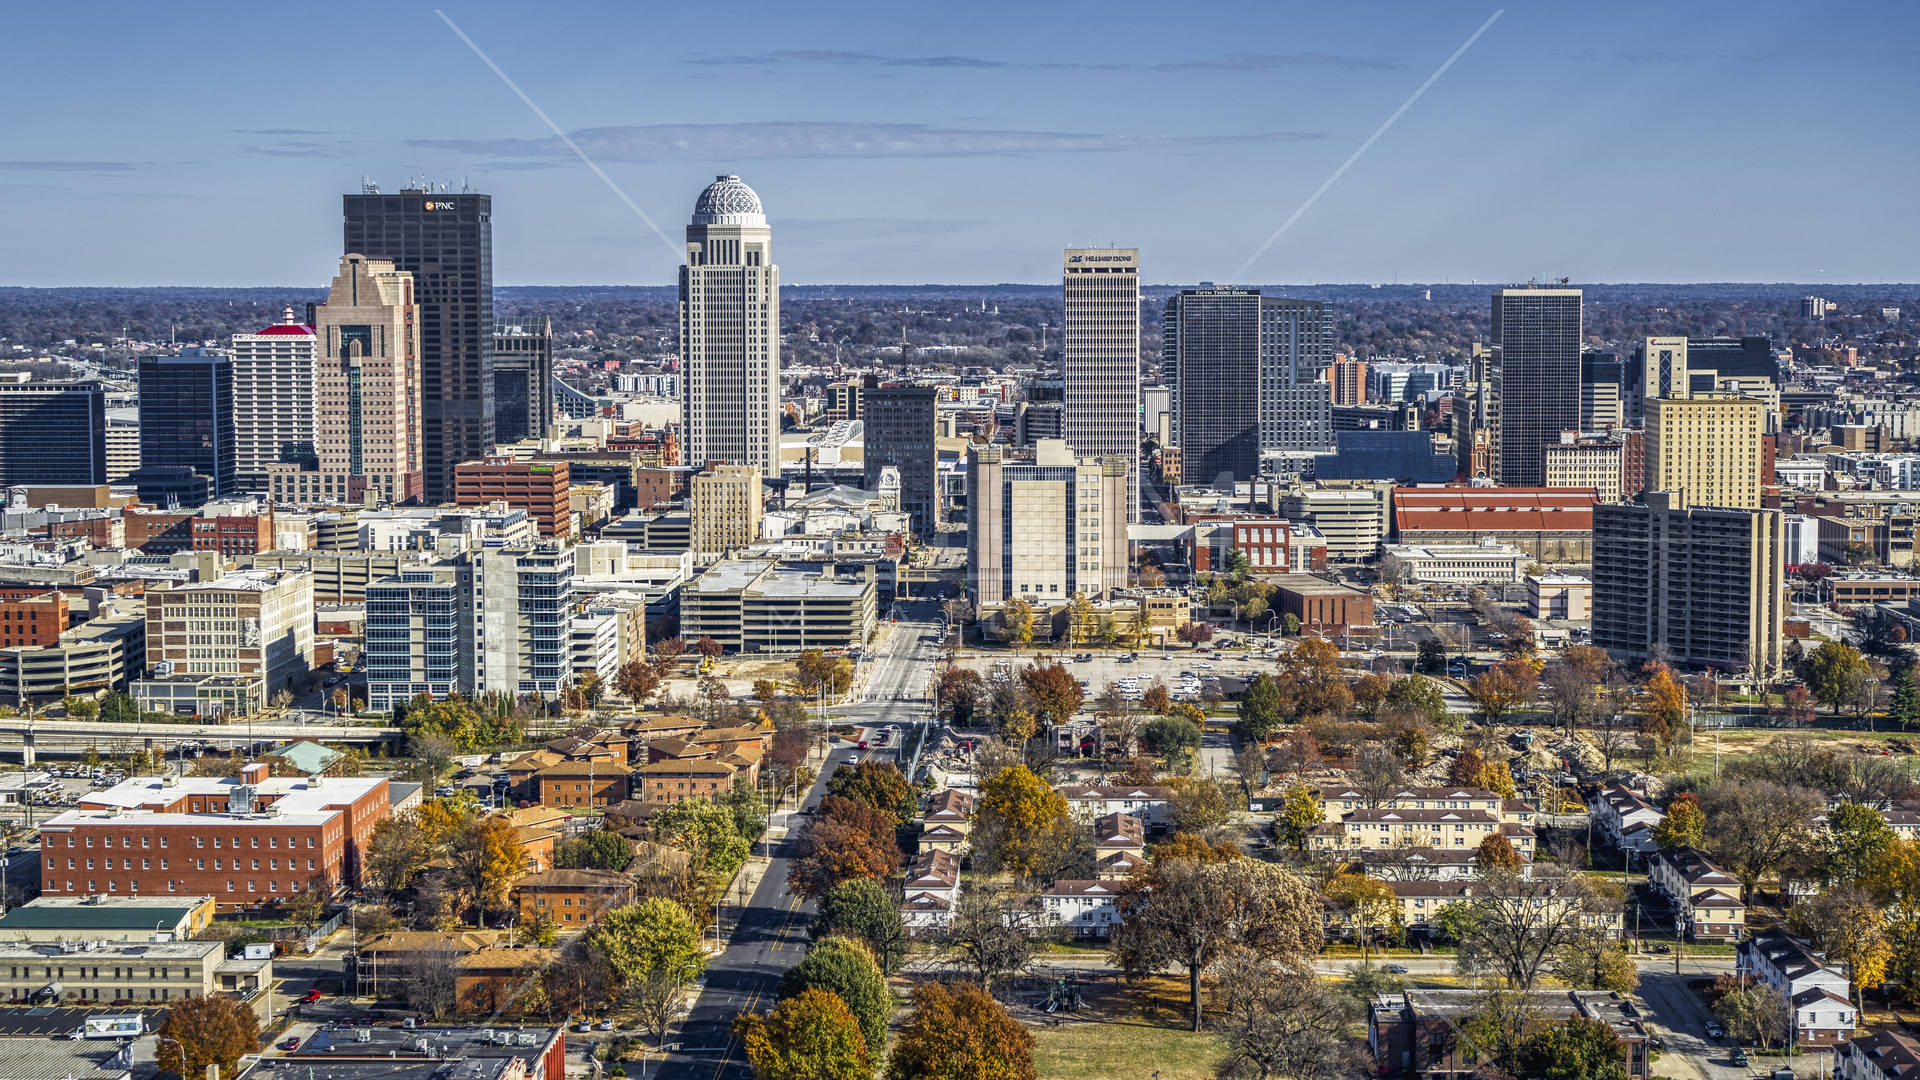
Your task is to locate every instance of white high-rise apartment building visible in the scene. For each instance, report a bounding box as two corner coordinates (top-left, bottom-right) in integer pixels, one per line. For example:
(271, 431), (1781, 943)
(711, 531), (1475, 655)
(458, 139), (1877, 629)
(1063, 248), (1139, 520)
(230, 308), (317, 492)
(681, 175), (779, 473)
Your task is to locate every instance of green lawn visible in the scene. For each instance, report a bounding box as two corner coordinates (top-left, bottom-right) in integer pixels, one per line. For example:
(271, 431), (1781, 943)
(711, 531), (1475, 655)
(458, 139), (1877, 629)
(1031, 1019), (1226, 1080)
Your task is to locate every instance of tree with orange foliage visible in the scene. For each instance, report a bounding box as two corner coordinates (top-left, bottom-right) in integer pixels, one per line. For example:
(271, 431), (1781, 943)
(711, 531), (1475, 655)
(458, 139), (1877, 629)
(787, 795), (902, 898)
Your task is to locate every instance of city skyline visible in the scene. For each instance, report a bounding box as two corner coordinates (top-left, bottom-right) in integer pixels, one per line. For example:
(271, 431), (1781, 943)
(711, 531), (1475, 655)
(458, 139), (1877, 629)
(5, 1), (1920, 287)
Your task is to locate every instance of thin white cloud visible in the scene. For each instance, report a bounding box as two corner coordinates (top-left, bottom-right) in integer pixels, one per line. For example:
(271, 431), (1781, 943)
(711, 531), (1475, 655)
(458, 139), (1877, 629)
(409, 121), (1323, 163)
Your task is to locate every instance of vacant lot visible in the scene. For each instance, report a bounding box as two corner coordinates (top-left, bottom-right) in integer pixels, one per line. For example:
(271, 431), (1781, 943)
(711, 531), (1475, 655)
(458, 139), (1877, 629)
(1026, 975), (1226, 1080)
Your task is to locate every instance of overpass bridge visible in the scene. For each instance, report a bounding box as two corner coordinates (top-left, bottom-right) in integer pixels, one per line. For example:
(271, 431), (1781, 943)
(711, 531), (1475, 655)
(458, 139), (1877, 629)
(0, 717), (404, 765)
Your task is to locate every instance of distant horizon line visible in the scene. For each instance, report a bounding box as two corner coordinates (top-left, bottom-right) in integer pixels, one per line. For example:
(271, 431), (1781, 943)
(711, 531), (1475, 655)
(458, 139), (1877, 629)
(3, 280), (1917, 291)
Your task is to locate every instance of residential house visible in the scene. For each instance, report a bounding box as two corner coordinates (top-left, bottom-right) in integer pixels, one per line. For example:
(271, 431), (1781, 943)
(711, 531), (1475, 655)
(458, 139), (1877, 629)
(1055, 785), (1175, 829)
(1042, 879), (1124, 938)
(1315, 784), (1504, 823)
(918, 788), (973, 856)
(1383, 879), (1623, 937)
(1096, 850), (1149, 880)
(1093, 812), (1147, 863)
(1838, 1028), (1920, 1080)
(1589, 784), (1664, 857)
(354, 930), (492, 997)
(1738, 927), (1859, 1046)
(455, 946), (558, 1014)
(636, 759), (739, 805)
(1369, 989), (1650, 1079)
(495, 806), (570, 872)
(534, 760), (632, 809)
(1647, 847), (1747, 942)
(901, 849), (960, 931)
(514, 869), (638, 927)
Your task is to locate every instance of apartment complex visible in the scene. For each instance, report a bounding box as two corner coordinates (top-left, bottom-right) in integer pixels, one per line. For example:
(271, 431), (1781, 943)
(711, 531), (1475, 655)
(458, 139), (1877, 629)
(364, 564), (475, 711)
(229, 307), (318, 492)
(1593, 492), (1785, 673)
(39, 762), (391, 908)
(476, 543), (575, 702)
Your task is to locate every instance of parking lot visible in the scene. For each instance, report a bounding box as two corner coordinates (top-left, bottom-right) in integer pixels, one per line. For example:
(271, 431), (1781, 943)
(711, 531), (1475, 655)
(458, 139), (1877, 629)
(955, 647), (1280, 708)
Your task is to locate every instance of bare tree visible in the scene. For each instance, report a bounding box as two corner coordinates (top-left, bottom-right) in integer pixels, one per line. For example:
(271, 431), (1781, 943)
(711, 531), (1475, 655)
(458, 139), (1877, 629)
(1212, 954), (1365, 1080)
(399, 949), (461, 1020)
(943, 887), (1056, 991)
(1350, 744), (1407, 809)
(1454, 867), (1623, 990)
(1702, 780), (1823, 903)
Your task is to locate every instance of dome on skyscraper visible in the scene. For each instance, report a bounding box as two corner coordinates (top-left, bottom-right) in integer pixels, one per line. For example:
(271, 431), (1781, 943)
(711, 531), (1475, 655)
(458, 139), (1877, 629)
(691, 174), (765, 225)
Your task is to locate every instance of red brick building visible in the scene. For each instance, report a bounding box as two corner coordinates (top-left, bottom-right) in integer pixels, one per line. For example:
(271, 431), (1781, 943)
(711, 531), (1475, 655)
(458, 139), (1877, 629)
(1270, 574), (1375, 635)
(123, 510), (275, 558)
(533, 760), (631, 809)
(38, 762), (389, 909)
(0, 591), (67, 648)
(455, 458), (573, 538)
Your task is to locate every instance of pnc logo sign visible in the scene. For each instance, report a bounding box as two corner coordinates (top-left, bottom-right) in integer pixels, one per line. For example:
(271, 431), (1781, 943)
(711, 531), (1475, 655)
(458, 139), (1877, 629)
(424, 201), (456, 211)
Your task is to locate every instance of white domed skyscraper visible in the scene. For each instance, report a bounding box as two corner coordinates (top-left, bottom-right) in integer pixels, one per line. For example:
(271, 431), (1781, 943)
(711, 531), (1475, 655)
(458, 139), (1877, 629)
(680, 175), (779, 478)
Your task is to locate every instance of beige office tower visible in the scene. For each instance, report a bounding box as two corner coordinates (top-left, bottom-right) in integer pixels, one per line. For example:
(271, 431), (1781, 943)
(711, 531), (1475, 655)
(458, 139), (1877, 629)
(966, 439), (1128, 603)
(310, 254), (421, 506)
(691, 464), (764, 561)
(1647, 392), (1764, 509)
(1063, 248), (1139, 521)
(1641, 336), (1689, 416)
(681, 175), (779, 473)
(229, 307), (317, 492)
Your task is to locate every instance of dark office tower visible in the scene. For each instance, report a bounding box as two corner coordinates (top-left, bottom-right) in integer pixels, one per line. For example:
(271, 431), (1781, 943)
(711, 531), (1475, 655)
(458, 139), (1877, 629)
(1259, 297), (1334, 454)
(138, 350), (236, 496)
(1165, 288), (1261, 487)
(863, 385), (938, 537)
(0, 380), (106, 486)
(342, 187), (493, 502)
(493, 317), (554, 445)
(1489, 285), (1583, 486)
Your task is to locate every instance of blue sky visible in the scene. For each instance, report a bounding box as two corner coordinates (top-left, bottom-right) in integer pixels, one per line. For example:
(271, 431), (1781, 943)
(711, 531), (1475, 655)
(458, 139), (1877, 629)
(3, 1), (1917, 286)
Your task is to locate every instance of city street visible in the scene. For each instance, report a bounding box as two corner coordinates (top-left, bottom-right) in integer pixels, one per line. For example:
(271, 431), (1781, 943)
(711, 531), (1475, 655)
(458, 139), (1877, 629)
(656, 600), (944, 1080)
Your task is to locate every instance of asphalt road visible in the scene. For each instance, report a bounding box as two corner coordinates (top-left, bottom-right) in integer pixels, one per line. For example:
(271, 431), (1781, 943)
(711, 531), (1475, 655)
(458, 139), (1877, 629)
(660, 605), (943, 1080)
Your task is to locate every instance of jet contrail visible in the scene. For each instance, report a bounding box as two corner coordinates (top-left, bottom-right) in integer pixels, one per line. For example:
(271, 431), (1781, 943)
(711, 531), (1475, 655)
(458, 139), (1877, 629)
(1228, 9), (1505, 283)
(435, 8), (681, 260)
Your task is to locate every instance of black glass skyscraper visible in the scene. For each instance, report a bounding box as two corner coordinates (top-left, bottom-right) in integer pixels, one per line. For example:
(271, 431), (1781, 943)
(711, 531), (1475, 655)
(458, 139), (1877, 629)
(493, 316), (553, 445)
(1490, 286), (1583, 487)
(1166, 288), (1262, 487)
(0, 381), (106, 486)
(138, 350), (236, 496)
(342, 188), (493, 502)
(862, 385), (938, 536)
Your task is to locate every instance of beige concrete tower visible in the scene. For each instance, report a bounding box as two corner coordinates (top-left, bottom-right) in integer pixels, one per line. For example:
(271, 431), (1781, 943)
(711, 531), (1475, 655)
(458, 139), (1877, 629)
(1063, 247), (1139, 520)
(312, 254), (421, 505)
(1647, 392), (1764, 509)
(680, 176), (779, 474)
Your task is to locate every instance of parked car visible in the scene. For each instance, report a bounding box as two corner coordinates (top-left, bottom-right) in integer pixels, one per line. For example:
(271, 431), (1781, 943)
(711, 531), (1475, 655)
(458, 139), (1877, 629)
(1705, 1021), (1724, 1040)
(1730, 1048), (1749, 1067)
(302, 988), (323, 1003)
(280, 1037), (301, 1051)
